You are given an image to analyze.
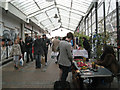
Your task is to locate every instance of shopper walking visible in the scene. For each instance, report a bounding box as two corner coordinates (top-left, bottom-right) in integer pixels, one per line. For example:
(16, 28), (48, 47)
(25, 34), (33, 63)
(57, 32), (73, 81)
(34, 35), (44, 69)
(42, 34), (50, 66)
(19, 38), (26, 61)
(52, 36), (60, 63)
(11, 39), (21, 70)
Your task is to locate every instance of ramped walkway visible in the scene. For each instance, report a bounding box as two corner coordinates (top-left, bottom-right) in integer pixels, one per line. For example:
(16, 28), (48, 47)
(2, 47), (73, 89)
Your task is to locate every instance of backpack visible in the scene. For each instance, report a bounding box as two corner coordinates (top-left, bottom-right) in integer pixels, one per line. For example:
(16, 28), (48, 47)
(54, 81), (70, 90)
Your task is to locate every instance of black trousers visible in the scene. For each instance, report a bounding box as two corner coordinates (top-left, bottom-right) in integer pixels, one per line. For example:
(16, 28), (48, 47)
(26, 48), (33, 62)
(59, 64), (71, 81)
(22, 52), (24, 61)
(44, 52), (47, 63)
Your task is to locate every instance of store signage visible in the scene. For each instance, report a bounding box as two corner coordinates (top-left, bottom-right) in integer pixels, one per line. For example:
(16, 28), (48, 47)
(24, 23), (32, 30)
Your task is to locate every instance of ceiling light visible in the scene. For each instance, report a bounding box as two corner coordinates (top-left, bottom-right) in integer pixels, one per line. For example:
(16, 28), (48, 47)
(58, 19), (61, 23)
(54, 14), (58, 18)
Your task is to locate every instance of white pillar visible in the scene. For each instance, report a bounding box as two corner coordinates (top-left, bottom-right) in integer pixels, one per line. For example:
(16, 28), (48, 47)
(21, 23), (25, 41)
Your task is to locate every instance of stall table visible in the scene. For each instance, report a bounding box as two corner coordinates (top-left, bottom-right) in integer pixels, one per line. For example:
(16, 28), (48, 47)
(72, 49), (112, 89)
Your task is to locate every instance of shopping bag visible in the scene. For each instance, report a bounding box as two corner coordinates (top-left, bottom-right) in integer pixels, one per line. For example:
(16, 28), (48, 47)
(20, 58), (24, 66)
(51, 52), (58, 59)
(41, 56), (45, 65)
(24, 52), (27, 60)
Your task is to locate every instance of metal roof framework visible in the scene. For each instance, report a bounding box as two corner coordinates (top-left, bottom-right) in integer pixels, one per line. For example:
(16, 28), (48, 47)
(9, 0), (93, 32)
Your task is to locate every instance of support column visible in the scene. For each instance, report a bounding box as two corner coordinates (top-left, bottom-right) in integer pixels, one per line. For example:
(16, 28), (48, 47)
(95, 1), (98, 59)
(103, 1), (106, 45)
(116, 0), (120, 61)
(84, 19), (86, 35)
(21, 23), (25, 41)
(0, 6), (2, 90)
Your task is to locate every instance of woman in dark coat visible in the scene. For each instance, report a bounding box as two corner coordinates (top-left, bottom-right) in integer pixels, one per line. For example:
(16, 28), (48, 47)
(91, 45), (119, 87)
(82, 37), (91, 58)
(19, 38), (26, 61)
(97, 45), (119, 75)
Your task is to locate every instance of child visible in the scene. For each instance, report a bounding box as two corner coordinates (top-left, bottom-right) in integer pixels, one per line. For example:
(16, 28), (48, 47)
(11, 39), (21, 69)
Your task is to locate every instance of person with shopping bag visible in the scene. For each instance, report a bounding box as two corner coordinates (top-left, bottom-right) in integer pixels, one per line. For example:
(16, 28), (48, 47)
(11, 39), (22, 70)
(52, 36), (60, 63)
(34, 35), (44, 69)
(19, 38), (26, 61)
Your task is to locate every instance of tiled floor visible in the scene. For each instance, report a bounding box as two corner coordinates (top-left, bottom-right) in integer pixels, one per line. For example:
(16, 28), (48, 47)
(2, 48), (61, 89)
(2, 48), (120, 89)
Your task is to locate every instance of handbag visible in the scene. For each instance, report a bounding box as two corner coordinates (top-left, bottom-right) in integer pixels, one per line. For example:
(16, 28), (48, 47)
(20, 57), (24, 66)
(41, 56), (45, 65)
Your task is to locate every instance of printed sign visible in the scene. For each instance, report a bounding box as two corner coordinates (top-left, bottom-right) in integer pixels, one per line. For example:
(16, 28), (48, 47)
(73, 49), (88, 58)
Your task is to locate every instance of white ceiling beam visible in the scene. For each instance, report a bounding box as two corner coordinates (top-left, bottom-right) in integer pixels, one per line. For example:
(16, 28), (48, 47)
(2, 2), (27, 22)
(28, 4), (55, 18)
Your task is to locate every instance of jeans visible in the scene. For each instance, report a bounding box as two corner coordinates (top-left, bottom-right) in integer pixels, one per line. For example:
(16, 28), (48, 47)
(35, 54), (41, 68)
(13, 55), (19, 67)
(26, 48), (33, 62)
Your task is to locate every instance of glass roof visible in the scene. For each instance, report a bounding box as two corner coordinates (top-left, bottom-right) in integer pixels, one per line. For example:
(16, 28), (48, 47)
(10, 0), (93, 32)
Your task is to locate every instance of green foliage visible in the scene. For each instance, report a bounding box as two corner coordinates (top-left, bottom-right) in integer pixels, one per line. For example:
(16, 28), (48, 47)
(74, 32), (90, 48)
(93, 32), (110, 59)
(74, 32), (90, 40)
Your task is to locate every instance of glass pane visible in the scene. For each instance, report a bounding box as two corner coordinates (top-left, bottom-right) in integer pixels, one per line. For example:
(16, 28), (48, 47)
(56, 0), (71, 7)
(92, 23), (96, 33)
(106, 12), (116, 32)
(41, 19), (51, 26)
(92, 9), (95, 23)
(16, 2), (34, 9)
(72, 2), (88, 12)
(98, 3), (103, 22)
(69, 27), (75, 31)
(69, 25), (76, 30)
(105, 0), (116, 16)
(71, 9), (85, 16)
(53, 23), (61, 27)
(35, 0), (54, 9)
(105, 0), (117, 33)
(69, 16), (80, 21)
(24, 7), (39, 15)
(35, 13), (48, 22)
(59, 9), (70, 17)
(70, 18), (79, 25)
(46, 8), (58, 17)
(98, 0), (103, 4)
(74, 0), (90, 7)
(50, 18), (58, 24)
(10, 0), (39, 15)
(11, 0), (28, 6)
(47, 25), (54, 30)
(62, 25), (68, 29)
(71, 12), (82, 20)
(61, 16), (69, 22)
(62, 22), (69, 27)
(45, 24), (53, 28)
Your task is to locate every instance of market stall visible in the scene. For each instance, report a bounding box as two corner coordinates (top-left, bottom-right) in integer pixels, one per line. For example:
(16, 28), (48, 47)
(72, 49), (112, 89)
